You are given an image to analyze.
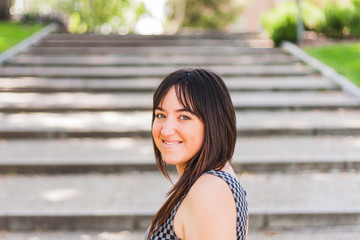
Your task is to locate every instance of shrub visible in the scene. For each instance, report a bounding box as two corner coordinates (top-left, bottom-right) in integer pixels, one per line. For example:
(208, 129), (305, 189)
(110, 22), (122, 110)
(261, 0), (360, 44)
(21, 13), (63, 26)
(321, 3), (351, 38)
(349, 0), (360, 37)
(261, 1), (325, 46)
(261, 2), (298, 46)
(302, 2), (325, 32)
(351, 0), (360, 8)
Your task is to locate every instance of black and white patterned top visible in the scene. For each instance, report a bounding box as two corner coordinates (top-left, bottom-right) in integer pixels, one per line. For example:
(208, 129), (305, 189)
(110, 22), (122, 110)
(146, 170), (248, 240)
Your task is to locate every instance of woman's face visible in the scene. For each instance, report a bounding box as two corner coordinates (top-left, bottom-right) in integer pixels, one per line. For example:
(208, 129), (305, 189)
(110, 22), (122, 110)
(152, 86), (205, 174)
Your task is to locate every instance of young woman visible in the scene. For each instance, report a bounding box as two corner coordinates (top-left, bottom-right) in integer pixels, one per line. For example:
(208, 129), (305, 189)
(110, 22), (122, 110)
(146, 68), (248, 240)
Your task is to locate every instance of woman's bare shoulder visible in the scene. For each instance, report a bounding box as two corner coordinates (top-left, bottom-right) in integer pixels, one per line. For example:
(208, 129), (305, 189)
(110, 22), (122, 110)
(180, 173), (237, 239)
(189, 173), (231, 198)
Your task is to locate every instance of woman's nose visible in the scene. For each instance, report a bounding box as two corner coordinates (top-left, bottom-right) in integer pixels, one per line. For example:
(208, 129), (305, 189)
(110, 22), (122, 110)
(161, 119), (176, 136)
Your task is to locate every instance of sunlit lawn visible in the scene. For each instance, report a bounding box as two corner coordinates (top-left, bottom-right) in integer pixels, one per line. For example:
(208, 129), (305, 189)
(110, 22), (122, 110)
(0, 21), (43, 53)
(305, 42), (360, 88)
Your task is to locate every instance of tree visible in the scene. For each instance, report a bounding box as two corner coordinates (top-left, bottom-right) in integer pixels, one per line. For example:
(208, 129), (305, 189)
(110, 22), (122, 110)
(19, 0), (146, 34)
(0, 0), (12, 21)
(165, 0), (243, 33)
(59, 0), (146, 34)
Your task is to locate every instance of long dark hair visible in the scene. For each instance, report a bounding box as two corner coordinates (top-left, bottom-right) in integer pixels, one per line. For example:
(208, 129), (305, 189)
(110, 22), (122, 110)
(148, 68), (237, 237)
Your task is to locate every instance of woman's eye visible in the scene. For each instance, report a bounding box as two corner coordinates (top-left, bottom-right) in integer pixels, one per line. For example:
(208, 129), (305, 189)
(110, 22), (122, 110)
(180, 115), (190, 120)
(156, 113), (165, 118)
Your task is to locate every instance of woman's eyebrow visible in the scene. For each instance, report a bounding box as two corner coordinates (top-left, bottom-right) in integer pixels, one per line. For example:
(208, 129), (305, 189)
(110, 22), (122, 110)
(175, 108), (190, 113)
(155, 107), (190, 113)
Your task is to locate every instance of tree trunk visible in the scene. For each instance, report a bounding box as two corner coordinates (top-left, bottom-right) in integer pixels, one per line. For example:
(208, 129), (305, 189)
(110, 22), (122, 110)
(165, 0), (185, 34)
(0, 0), (12, 21)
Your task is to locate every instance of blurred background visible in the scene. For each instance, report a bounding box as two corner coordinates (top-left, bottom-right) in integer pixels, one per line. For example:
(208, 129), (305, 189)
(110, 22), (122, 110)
(1, 0), (360, 43)
(0, 0), (360, 240)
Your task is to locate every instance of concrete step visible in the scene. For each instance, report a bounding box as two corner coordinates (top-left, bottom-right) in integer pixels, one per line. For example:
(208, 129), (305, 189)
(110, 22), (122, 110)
(1, 110), (360, 139)
(23, 46), (282, 55)
(44, 33), (259, 41)
(0, 92), (358, 112)
(0, 136), (359, 174)
(7, 54), (300, 66)
(2, 226), (360, 240)
(0, 172), (359, 231)
(0, 65), (316, 78)
(0, 76), (338, 93)
(36, 39), (252, 47)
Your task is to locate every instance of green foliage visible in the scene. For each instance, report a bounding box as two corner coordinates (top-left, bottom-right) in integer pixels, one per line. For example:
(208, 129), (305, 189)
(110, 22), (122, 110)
(349, 1), (360, 37)
(321, 3), (351, 38)
(17, 0), (146, 34)
(302, 2), (325, 32)
(261, 0), (360, 44)
(348, 11), (360, 37)
(261, 1), (331, 45)
(168, 0), (242, 30)
(261, 2), (298, 46)
(0, 21), (43, 53)
(351, 0), (360, 8)
(58, 0), (146, 34)
(305, 43), (360, 87)
(320, 1), (360, 38)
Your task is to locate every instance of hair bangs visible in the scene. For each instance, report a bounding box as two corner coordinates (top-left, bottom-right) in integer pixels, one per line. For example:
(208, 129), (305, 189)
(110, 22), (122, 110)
(174, 82), (195, 116)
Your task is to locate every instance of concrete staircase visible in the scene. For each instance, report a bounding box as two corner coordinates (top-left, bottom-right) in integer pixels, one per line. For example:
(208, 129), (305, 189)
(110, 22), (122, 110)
(0, 33), (360, 239)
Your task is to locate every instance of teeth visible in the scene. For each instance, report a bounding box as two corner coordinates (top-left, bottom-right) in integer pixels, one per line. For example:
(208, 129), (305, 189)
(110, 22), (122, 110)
(164, 141), (180, 145)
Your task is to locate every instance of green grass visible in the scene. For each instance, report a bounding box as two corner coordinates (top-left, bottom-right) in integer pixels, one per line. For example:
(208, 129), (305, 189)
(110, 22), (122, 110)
(0, 21), (44, 53)
(305, 42), (360, 88)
